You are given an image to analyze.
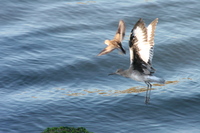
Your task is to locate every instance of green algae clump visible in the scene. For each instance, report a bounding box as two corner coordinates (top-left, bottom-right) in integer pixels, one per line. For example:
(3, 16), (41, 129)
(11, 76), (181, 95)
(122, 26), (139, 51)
(42, 126), (93, 133)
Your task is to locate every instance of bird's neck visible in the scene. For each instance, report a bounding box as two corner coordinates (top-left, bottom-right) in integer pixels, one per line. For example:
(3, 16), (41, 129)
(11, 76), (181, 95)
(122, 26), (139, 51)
(120, 69), (131, 78)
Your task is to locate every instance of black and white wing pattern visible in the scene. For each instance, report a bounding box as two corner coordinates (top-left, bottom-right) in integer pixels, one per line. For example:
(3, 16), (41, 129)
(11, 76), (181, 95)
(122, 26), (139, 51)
(147, 18), (158, 64)
(129, 18), (158, 75)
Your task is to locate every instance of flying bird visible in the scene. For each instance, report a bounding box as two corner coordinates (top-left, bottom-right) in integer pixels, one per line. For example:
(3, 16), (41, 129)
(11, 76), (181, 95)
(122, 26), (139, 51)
(98, 20), (126, 56)
(109, 18), (165, 103)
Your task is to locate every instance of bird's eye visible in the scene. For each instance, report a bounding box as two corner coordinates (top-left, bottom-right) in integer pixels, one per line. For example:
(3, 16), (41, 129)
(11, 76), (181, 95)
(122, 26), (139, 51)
(117, 69), (121, 72)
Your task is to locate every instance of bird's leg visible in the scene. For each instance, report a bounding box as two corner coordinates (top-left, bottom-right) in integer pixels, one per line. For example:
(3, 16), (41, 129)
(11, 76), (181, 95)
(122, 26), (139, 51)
(148, 83), (152, 102)
(145, 82), (152, 104)
(145, 82), (150, 104)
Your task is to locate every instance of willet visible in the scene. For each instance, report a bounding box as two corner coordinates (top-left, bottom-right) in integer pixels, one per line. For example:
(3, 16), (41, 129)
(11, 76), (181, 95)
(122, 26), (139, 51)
(98, 20), (126, 56)
(109, 18), (165, 103)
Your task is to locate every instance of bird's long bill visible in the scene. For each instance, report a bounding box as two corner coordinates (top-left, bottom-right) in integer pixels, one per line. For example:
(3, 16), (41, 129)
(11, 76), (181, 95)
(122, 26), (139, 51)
(108, 72), (116, 75)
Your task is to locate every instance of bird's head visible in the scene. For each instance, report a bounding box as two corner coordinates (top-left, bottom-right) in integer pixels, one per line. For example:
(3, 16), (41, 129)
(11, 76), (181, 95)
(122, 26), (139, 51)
(108, 69), (124, 75)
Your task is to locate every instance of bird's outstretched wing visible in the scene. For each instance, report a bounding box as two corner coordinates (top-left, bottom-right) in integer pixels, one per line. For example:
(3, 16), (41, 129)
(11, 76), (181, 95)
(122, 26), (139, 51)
(97, 45), (116, 56)
(114, 20), (126, 42)
(129, 18), (158, 74)
(147, 18), (158, 64)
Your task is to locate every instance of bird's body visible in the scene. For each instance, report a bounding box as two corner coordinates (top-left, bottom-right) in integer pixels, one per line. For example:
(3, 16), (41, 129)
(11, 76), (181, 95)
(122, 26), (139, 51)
(98, 20), (126, 56)
(109, 18), (165, 103)
(111, 68), (165, 83)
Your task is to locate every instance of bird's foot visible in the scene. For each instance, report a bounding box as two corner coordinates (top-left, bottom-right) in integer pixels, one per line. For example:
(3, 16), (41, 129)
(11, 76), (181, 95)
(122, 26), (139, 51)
(145, 97), (151, 104)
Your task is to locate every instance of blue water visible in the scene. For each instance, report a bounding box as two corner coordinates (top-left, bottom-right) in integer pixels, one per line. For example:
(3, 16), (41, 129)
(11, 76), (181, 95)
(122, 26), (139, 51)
(1, 0), (200, 133)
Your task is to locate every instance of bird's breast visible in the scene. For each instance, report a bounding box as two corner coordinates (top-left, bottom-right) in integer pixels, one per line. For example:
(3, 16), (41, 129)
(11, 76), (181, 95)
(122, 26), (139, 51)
(130, 72), (147, 82)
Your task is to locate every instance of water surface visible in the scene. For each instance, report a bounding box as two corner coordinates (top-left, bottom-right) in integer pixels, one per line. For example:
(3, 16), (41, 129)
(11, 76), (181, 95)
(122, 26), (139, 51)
(0, 0), (200, 132)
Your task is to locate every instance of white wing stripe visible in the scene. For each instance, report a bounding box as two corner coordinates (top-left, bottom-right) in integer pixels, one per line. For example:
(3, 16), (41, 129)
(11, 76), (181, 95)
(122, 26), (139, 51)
(129, 47), (134, 64)
(134, 26), (146, 44)
(138, 44), (151, 63)
(147, 24), (153, 44)
(134, 26), (151, 63)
